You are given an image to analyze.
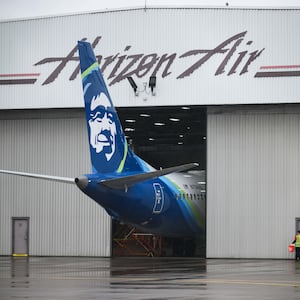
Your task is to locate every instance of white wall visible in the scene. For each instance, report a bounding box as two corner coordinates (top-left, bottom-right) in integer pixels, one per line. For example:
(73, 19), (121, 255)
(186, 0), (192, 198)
(0, 8), (300, 109)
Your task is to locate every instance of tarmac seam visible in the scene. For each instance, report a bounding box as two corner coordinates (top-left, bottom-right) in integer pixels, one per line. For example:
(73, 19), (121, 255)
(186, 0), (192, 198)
(182, 278), (300, 287)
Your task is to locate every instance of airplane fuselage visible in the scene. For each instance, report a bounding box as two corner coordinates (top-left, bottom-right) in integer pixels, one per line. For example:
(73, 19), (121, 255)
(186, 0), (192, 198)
(76, 171), (205, 237)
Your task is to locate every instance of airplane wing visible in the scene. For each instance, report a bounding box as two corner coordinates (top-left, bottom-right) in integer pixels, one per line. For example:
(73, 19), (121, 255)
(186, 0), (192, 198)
(0, 170), (74, 184)
(100, 162), (199, 189)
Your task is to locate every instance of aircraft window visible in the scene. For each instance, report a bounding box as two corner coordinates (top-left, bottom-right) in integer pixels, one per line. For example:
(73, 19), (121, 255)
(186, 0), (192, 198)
(197, 194), (200, 201)
(190, 194), (193, 199)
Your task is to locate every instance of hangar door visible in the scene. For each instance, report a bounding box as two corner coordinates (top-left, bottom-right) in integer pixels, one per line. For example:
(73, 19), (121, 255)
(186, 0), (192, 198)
(207, 105), (300, 259)
(0, 109), (111, 257)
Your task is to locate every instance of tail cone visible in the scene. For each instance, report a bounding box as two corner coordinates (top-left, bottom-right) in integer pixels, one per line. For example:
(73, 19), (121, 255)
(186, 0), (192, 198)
(75, 176), (89, 190)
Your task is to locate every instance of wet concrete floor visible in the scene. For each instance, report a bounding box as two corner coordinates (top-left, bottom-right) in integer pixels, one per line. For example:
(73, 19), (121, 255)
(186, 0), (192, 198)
(1, 256), (300, 299)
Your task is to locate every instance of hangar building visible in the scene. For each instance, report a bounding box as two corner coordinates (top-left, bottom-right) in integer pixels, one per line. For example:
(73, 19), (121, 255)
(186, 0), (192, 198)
(0, 7), (300, 258)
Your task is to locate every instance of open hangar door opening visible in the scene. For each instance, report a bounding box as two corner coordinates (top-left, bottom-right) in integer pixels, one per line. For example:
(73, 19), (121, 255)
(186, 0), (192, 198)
(113, 105), (207, 257)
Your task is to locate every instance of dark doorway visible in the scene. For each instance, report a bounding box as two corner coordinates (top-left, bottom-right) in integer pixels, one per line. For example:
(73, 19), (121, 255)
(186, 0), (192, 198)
(117, 105), (206, 169)
(112, 106), (206, 257)
(296, 218), (300, 232)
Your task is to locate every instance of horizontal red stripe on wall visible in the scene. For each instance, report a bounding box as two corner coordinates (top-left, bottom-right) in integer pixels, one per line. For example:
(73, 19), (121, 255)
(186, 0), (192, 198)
(0, 79), (37, 85)
(260, 65), (300, 70)
(0, 73), (40, 77)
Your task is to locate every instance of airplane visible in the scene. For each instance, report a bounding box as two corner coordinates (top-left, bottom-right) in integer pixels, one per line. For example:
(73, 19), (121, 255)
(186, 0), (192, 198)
(0, 41), (205, 239)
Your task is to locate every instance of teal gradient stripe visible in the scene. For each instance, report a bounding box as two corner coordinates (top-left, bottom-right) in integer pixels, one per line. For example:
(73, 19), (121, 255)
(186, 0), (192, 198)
(161, 176), (204, 232)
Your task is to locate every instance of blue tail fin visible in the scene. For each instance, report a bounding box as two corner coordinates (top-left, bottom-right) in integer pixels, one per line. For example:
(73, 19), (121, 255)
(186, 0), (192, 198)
(78, 41), (144, 174)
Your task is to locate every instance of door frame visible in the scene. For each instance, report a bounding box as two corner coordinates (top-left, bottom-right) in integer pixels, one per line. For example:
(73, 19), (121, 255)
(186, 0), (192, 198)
(12, 217), (30, 257)
(296, 218), (300, 232)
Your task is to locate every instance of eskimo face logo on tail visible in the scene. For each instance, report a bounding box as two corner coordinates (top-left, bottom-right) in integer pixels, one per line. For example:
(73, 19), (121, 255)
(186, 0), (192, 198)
(82, 74), (126, 174)
(88, 93), (117, 161)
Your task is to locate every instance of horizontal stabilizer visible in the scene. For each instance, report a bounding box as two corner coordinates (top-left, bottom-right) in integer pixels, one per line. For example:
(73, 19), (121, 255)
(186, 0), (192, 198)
(0, 170), (74, 184)
(100, 162), (199, 189)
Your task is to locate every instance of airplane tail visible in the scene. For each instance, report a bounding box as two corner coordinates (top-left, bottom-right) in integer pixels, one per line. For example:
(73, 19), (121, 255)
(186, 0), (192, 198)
(78, 41), (146, 174)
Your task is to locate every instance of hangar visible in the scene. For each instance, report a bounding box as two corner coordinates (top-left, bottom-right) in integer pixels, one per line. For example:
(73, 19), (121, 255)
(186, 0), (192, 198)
(0, 7), (300, 258)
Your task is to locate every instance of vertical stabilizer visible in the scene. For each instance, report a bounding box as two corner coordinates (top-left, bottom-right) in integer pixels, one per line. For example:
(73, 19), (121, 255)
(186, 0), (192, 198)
(78, 41), (144, 174)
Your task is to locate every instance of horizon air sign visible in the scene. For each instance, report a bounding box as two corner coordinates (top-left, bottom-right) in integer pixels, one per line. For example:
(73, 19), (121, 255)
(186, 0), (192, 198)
(1, 31), (300, 87)
(36, 31), (263, 86)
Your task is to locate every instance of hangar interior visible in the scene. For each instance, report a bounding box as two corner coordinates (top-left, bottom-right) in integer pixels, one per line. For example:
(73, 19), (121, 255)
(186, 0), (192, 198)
(118, 106), (207, 169)
(115, 106), (207, 257)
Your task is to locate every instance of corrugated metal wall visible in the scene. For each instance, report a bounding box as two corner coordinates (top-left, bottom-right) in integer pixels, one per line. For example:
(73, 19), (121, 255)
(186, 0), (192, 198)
(0, 109), (111, 256)
(207, 105), (300, 258)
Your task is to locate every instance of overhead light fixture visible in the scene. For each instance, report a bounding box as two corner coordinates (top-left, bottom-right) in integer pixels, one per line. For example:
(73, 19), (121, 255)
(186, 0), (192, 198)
(140, 113), (151, 117)
(154, 122), (165, 126)
(127, 77), (138, 96)
(125, 119), (136, 123)
(124, 128), (135, 132)
(148, 76), (156, 96)
(169, 118), (180, 122)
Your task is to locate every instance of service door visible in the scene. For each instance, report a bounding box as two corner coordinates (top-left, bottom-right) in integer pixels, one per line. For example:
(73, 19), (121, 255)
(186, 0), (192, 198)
(12, 217), (29, 256)
(296, 218), (300, 232)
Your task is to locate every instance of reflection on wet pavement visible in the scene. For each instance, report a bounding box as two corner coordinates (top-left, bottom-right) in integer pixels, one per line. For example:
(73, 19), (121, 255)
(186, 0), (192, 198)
(1, 257), (300, 299)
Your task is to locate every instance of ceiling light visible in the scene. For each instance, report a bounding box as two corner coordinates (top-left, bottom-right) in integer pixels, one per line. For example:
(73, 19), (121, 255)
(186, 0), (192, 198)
(140, 113), (151, 117)
(181, 106), (190, 110)
(179, 134), (184, 138)
(169, 118), (180, 122)
(125, 119), (136, 123)
(124, 128), (135, 132)
(148, 138), (155, 141)
(178, 142), (183, 145)
(154, 122), (165, 126)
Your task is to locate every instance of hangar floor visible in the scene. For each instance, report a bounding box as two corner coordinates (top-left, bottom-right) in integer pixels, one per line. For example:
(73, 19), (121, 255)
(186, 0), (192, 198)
(1, 257), (300, 299)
